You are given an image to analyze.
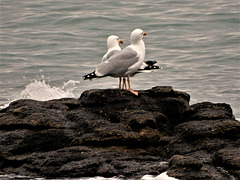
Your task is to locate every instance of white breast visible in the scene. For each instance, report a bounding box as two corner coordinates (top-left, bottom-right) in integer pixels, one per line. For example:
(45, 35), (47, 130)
(127, 40), (145, 75)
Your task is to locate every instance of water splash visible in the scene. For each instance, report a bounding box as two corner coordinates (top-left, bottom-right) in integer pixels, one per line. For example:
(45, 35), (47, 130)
(0, 78), (81, 109)
(0, 172), (178, 180)
(141, 172), (179, 180)
(20, 79), (80, 101)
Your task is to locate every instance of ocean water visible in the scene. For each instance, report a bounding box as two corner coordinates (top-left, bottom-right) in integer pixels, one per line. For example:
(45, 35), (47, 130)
(0, 0), (239, 178)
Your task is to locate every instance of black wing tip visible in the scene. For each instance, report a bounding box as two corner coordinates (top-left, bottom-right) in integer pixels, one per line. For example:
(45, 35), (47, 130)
(82, 71), (97, 80)
(144, 60), (157, 66)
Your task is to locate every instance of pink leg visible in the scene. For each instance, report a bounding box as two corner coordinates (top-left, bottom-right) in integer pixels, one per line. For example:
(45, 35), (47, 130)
(127, 77), (138, 95)
(127, 77), (131, 90)
(122, 78), (127, 89)
(119, 77), (122, 89)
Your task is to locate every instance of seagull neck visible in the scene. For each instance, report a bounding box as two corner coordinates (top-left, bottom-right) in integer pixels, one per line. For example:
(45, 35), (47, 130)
(108, 45), (121, 51)
(132, 39), (145, 52)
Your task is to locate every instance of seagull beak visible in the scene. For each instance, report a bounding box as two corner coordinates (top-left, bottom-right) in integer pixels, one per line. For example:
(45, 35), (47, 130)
(143, 32), (147, 36)
(119, 39), (124, 44)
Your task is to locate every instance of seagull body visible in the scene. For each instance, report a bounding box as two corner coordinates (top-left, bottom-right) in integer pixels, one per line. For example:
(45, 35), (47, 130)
(95, 29), (146, 78)
(82, 29), (147, 95)
(96, 29), (146, 94)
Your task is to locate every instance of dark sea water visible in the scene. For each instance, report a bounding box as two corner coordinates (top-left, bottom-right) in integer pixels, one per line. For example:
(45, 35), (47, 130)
(0, 1), (239, 178)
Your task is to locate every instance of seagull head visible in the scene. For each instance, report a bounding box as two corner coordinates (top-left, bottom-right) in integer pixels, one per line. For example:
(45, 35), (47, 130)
(130, 28), (147, 44)
(107, 35), (123, 50)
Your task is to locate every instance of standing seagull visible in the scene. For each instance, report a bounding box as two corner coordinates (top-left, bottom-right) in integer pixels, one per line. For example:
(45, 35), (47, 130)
(101, 35), (160, 89)
(102, 35), (123, 62)
(102, 35), (124, 89)
(82, 28), (146, 95)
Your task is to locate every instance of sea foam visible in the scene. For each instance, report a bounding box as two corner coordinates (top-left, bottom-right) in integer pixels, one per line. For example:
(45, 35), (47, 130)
(20, 79), (80, 101)
(0, 79), (80, 110)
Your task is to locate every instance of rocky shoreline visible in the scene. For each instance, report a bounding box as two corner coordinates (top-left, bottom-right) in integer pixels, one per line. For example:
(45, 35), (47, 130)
(0, 86), (239, 179)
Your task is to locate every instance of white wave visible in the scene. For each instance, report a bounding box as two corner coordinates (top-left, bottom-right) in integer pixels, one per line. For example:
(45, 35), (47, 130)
(19, 79), (80, 101)
(141, 172), (179, 180)
(0, 102), (10, 110)
(0, 173), (178, 180)
(0, 79), (80, 110)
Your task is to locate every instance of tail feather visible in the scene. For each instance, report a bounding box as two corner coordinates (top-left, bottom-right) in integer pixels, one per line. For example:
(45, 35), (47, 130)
(141, 60), (161, 70)
(143, 64), (161, 70)
(82, 71), (97, 80)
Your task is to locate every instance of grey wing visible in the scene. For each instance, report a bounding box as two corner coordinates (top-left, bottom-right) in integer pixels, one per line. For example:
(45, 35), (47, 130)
(96, 47), (139, 76)
(102, 50), (120, 62)
(106, 50), (120, 60)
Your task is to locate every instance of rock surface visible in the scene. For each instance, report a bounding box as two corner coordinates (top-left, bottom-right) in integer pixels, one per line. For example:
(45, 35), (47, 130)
(0, 86), (239, 179)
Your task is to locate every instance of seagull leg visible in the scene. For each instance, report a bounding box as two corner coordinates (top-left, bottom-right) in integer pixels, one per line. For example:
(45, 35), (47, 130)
(124, 78), (127, 89)
(121, 78), (124, 89)
(122, 78), (127, 89)
(119, 77), (122, 89)
(127, 77), (131, 90)
(127, 77), (138, 95)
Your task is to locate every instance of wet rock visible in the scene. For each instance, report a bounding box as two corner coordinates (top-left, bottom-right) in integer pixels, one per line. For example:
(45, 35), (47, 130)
(80, 86), (190, 126)
(169, 155), (203, 169)
(186, 102), (234, 121)
(175, 119), (240, 139)
(0, 86), (239, 179)
(213, 147), (240, 179)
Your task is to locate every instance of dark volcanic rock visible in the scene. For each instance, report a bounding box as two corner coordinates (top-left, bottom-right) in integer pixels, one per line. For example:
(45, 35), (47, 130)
(185, 102), (235, 121)
(213, 147), (240, 178)
(0, 86), (239, 179)
(175, 119), (240, 139)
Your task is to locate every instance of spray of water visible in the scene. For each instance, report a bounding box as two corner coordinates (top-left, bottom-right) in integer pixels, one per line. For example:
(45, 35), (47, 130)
(0, 78), (80, 110)
(20, 79), (80, 101)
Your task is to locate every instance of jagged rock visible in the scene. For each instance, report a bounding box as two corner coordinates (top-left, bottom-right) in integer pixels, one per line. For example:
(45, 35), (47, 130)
(185, 102), (235, 121)
(175, 119), (240, 139)
(213, 147), (240, 179)
(0, 86), (239, 179)
(169, 155), (203, 169)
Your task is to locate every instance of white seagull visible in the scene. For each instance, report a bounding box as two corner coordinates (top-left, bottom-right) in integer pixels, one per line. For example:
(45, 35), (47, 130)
(103, 35), (161, 90)
(102, 35), (123, 62)
(82, 28), (147, 95)
(101, 35), (160, 90)
(102, 35), (124, 89)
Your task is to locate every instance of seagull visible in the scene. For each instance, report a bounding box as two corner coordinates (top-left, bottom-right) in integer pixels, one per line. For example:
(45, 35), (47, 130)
(102, 35), (124, 89)
(102, 35), (123, 62)
(102, 35), (161, 89)
(82, 28), (147, 95)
